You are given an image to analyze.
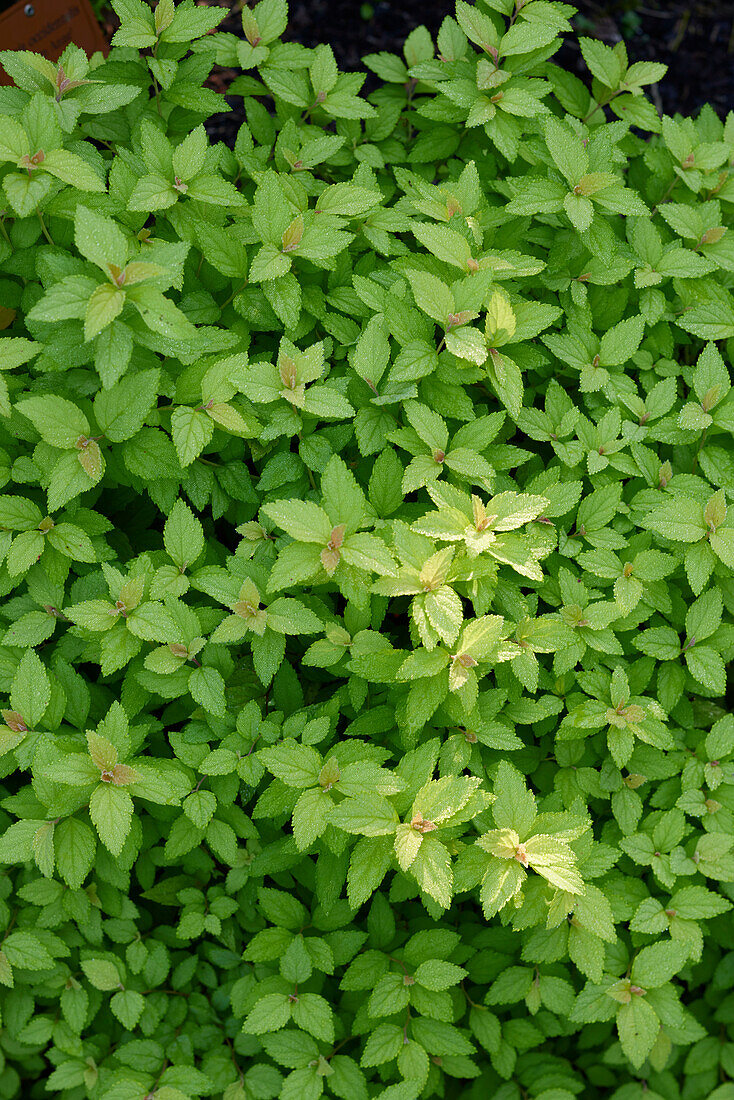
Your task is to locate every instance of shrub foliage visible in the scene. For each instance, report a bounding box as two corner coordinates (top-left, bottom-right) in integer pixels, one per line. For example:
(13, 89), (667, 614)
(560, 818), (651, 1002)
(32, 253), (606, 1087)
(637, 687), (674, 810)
(0, 0), (733, 1097)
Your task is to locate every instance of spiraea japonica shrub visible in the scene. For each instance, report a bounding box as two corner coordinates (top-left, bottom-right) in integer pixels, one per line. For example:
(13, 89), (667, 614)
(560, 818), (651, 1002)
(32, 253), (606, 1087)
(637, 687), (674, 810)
(0, 0), (733, 1096)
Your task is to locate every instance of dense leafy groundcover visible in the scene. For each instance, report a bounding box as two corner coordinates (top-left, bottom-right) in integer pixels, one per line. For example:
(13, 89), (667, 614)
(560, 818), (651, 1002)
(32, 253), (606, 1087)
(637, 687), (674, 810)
(0, 0), (733, 1096)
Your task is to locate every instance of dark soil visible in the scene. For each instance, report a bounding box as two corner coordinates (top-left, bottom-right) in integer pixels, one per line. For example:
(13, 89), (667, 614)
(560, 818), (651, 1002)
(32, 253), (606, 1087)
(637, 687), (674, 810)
(283, 0), (734, 118)
(99, 0), (734, 142)
(284, 0), (452, 70)
(559, 0), (734, 119)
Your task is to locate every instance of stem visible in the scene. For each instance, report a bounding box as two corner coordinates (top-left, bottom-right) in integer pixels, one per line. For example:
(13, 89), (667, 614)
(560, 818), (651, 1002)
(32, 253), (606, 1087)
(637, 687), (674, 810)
(691, 426), (708, 473)
(581, 96), (610, 125)
(461, 981), (482, 1008)
(405, 79), (416, 141)
(388, 955), (410, 976)
(225, 1036), (244, 1084)
(37, 210), (54, 246)
(152, 73), (162, 116)
(2, 913), (17, 941)
(220, 281), (247, 310)
(142, 988), (190, 996)
(0, 218), (11, 246)
(151, 41), (162, 116)
(651, 177), (677, 216)
(150, 1060), (170, 1094)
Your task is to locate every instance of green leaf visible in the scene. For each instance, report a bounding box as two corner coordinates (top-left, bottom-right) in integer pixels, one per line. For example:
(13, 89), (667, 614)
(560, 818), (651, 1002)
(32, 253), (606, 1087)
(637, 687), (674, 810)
(412, 222), (472, 270)
(75, 205), (128, 272)
(0, 820), (46, 863)
(94, 369), (159, 442)
(492, 762), (536, 836)
(243, 993), (291, 1035)
(579, 36), (624, 88)
(16, 395), (89, 448)
(164, 499), (204, 569)
(261, 500), (332, 543)
(80, 957), (122, 991)
(414, 959), (466, 991)
(405, 269), (454, 325)
(259, 740), (322, 787)
(645, 497), (706, 542)
(330, 795), (399, 836)
(631, 941), (688, 988)
(189, 665), (227, 717)
(11, 649), (50, 727)
(616, 997), (660, 1069)
(4, 932), (54, 970)
(685, 645), (726, 695)
(54, 818), (96, 889)
(351, 314), (390, 386)
(0, 8), (732, 1092)
(291, 992), (334, 1042)
(110, 989), (145, 1029)
(89, 785), (133, 856)
(410, 835), (453, 908)
(171, 406), (214, 466)
(545, 116), (588, 186)
(85, 283), (125, 340)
